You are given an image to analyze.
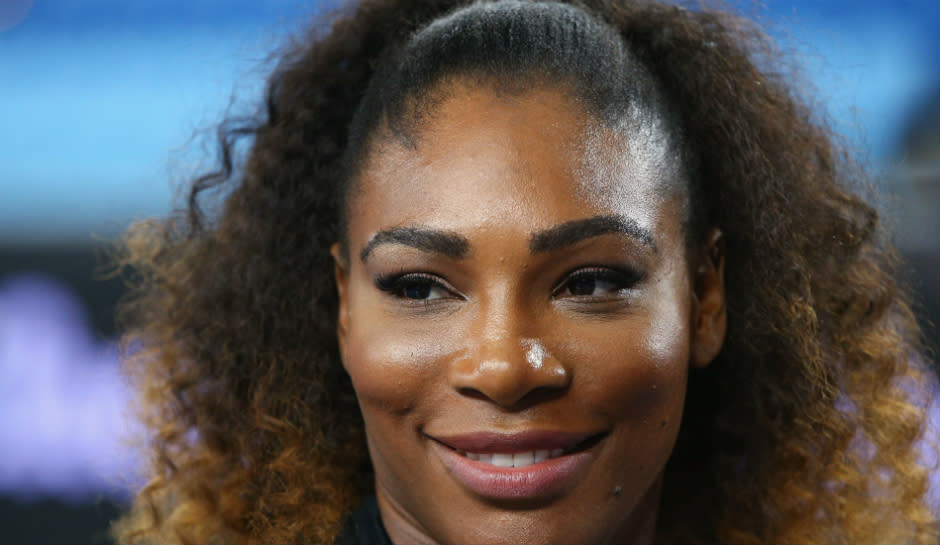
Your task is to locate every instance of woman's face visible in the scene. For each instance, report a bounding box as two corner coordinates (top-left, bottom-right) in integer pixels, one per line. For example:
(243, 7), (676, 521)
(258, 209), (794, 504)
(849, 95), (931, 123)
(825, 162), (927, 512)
(333, 82), (725, 544)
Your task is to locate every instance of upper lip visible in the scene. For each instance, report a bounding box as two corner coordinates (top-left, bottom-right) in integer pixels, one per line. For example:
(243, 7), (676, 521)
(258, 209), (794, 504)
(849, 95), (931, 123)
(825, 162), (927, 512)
(429, 430), (605, 453)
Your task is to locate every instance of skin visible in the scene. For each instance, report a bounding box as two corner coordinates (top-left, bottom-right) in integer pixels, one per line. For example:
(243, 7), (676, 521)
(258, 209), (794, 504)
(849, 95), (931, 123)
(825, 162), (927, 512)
(332, 82), (726, 544)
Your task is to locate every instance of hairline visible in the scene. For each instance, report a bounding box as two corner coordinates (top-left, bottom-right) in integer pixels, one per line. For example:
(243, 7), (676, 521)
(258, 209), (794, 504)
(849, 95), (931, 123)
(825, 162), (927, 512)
(339, 74), (695, 260)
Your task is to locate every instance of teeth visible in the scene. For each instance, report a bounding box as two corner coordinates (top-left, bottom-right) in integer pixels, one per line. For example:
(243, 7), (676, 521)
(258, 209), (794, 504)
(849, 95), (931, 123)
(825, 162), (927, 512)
(461, 449), (566, 467)
(513, 451), (534, 466)
(491, 453), (514, 467)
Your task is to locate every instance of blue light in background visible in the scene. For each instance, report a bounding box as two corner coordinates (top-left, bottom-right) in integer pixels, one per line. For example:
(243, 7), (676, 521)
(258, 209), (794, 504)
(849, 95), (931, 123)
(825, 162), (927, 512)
(0, 0), (33, 32)
(0, 0), (937, 242)
(0, 0), (320, 242)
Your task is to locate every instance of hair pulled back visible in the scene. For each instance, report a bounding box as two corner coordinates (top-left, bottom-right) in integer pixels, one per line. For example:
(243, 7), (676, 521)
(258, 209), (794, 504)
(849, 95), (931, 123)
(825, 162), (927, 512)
(345, 0), (692, 243)
(113, 1), (938, 543)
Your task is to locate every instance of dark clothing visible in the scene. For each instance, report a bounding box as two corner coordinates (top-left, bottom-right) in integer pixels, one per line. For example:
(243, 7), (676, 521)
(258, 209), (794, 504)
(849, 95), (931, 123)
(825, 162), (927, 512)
(335, 496), (393, 545)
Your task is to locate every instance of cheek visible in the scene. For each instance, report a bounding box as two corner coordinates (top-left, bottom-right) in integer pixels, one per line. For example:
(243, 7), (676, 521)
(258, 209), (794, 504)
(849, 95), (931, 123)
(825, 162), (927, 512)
(342, 309), (458, 414)
(556, 305), (691, 422)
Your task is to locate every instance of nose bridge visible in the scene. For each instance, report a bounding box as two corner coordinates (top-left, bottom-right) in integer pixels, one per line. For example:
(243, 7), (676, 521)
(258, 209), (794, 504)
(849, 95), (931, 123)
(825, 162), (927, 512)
(448, 284), (569, 408)
(475, 284), (520, 355)
(468, 279), (529, 369)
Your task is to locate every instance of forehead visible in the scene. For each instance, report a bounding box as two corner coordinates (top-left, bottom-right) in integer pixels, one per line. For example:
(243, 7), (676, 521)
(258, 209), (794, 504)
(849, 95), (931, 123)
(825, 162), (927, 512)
(348, 82), (683, 244)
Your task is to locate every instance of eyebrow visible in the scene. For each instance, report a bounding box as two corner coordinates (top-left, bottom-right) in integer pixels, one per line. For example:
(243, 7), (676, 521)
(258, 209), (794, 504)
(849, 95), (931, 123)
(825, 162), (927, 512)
(529, 215), (656, 253)
(360, 227), (470, 262)
(359, 214), (655, 263)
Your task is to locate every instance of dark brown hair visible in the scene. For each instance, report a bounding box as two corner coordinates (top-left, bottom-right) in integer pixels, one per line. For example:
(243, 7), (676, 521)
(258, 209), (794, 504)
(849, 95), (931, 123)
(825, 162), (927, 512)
(112, 0), (938, 543)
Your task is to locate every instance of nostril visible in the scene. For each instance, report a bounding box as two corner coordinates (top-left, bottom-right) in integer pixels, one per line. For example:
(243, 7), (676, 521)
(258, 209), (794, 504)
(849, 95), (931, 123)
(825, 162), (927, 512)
(455, 384), (568, 411)
(456, 387), (491, 402)
(515, 384), (568, 408)
(455, 381), (568, 409)
(447, 343), (570, 408)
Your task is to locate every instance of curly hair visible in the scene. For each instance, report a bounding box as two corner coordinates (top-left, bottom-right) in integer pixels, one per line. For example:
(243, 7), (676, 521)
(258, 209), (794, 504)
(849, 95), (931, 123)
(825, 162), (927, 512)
(111, 0), (938, 543)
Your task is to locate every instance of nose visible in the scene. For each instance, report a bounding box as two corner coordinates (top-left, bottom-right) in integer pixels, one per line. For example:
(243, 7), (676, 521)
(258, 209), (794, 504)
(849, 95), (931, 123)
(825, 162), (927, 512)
(448, 309), (570, 409)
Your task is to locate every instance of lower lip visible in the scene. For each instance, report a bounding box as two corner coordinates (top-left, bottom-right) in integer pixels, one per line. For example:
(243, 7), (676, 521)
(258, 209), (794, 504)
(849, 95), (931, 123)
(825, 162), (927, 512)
(431, 441), (596, 501)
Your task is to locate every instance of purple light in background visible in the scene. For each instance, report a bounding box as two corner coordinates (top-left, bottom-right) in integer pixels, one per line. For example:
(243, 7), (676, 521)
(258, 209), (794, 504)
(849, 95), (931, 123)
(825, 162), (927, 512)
(919, 375), (940, 516)
(0, 0), (33, 32)
(0, 274), (141, 502)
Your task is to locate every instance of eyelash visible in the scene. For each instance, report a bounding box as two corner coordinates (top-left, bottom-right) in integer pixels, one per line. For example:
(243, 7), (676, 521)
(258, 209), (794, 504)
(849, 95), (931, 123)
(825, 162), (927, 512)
(551, 266), (646, 299)
(374, 272), (458, 302)
(373, 266), (645, 303)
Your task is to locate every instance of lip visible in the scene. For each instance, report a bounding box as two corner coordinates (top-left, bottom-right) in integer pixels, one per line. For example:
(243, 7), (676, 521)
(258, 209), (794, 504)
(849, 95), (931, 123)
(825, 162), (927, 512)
(431, 430), (599, 453)
(429, 430), (606, 500)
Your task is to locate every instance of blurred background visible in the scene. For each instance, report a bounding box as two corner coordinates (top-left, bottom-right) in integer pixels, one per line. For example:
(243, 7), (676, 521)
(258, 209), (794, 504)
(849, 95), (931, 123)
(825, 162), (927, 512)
(1, 0), (937, 542)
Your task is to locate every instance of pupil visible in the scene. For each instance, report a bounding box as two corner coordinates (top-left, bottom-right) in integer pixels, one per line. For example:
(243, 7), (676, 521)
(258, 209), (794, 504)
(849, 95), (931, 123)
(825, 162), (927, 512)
(404, 283), (431, 299)
(569, 276), (596, 296)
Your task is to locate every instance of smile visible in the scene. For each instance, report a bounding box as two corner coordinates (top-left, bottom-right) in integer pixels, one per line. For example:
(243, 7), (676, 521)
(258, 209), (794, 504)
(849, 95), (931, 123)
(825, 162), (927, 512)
(459, 449), (565, 467)
(429, 430), (607, 500)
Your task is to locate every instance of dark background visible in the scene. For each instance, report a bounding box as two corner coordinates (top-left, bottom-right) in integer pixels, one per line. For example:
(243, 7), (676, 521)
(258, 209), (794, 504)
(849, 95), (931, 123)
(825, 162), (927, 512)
(1, 1), (937, 543)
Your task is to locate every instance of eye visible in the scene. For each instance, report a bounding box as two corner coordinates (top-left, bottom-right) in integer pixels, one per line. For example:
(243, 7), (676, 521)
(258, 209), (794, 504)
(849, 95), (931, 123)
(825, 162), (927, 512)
(374, 273), (455, 301)
(554, 267), (643, 299)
